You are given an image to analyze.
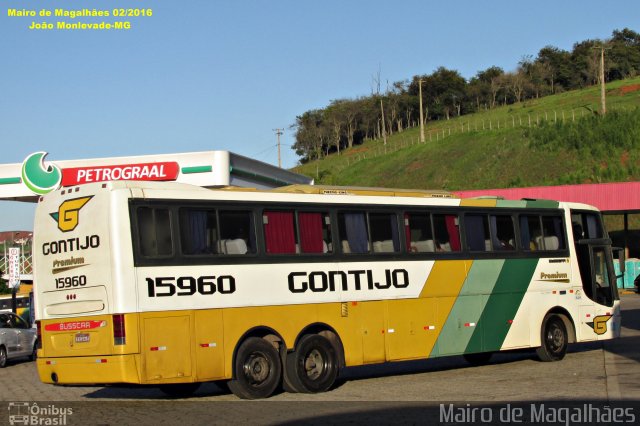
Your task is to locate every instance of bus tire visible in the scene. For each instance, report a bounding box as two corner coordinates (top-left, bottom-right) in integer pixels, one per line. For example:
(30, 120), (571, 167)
(536, 314), (568, 362)
(463, 352), (493, 366)
(228, 337), (281, 399)
(159, 382), (201, 398)
(30, 341), (37, 361)
(284, 334), (338, 393)
(0, 346), (7, 368)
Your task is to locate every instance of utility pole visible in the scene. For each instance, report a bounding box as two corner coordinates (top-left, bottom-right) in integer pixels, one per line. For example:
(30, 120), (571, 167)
(273, 128), (284, 168)
(418, 79), (425, 143)
(380, 99), (387, 145)
(593, 45), (609, 115)
(599, 46), (606, 115)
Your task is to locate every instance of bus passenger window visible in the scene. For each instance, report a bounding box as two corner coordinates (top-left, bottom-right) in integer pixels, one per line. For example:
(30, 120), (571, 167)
(491, 215), (516, 250)
(541, 216), (566, 250)
(433, 214), (461, 252)
(298, 212), (332, 254)
(338, 212), (369, 254)
(137, 207), (173, 257)
(465, 214), (490, 251)
(219, 210), (256, 254)
(520, 215), (542, 251)
(263, 210), (296, 254)
(180, 209), (218, 255)
(369, 213), (399, 253)
(405, 213), (435, 252)
(571, 212), (604, 240)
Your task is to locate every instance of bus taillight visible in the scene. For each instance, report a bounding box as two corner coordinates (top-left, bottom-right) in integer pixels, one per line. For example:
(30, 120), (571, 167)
(113, 314), (126, 345)
(36, 321), (42, 349)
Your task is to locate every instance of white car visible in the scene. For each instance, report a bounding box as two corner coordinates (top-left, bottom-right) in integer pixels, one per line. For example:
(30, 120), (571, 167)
(0, 312), (37, 368)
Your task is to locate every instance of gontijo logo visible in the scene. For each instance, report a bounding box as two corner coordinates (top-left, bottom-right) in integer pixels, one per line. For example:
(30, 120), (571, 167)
(21, 151), (62, 195)
(50, 196), (93, 232)
(587, 314), (613, 335)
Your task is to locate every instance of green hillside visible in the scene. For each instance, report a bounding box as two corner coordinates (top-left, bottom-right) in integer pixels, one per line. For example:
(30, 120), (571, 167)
(292, 77), (640, 191)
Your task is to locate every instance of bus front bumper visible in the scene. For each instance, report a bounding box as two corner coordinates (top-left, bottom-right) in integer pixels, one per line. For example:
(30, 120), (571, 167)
(37, 354), (141, 385)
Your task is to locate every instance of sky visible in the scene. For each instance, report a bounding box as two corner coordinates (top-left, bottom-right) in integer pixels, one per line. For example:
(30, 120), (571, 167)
(1, 0), (639, 231)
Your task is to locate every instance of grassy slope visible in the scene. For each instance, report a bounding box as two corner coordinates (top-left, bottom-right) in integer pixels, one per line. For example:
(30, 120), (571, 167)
(293, 77), (640, 191)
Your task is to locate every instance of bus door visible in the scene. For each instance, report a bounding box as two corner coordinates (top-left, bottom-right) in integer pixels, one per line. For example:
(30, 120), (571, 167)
(575, 240), (620, 340)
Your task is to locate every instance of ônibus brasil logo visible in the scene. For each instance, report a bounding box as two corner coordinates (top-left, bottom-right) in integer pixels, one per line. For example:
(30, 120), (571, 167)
(21, 151), (62, 195)
(50, 196), (93, 232)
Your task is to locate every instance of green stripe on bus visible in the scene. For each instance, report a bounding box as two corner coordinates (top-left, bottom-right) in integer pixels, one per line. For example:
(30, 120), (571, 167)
(525, 199), (559, 209)
(431, 260), (504, 357)
(496, 200), (528, 208)
(465, 258), (538, 354)
(181, 166), (213, 174)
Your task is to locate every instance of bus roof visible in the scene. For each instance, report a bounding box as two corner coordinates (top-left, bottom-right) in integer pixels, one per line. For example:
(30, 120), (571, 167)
(269, 184), (455, 199)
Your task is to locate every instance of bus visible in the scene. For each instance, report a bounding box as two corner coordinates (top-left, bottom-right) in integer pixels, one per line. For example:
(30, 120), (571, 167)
(0, 291), (33, 325)
(33, 181), (622, 399)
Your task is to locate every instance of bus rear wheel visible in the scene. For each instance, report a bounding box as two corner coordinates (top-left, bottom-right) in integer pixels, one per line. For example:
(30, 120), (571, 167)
(228, 337), (282, 399)
(536, 314), (568, 362)
(284, 334), (338, 393)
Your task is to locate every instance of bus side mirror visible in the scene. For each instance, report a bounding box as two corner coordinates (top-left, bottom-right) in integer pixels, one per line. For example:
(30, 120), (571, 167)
(613, 247), (625, 276)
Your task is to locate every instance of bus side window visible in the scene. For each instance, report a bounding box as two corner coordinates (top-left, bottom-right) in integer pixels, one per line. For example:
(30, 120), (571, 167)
(137, 207), (173, 257)
(541, 216), (566, 250)
(465, 214), (490, 251)
(180, 209), (218, 255)
(433, 214), (461, 252)
(338, 211), (369, 254)
(405, 213), (435, 253)
(520, 215), (542, 251)
(219, 210), (256, 255)
(491, 215), (516, 250)
(298, 212), (332, 254)
(369, 212), (400, 253)
(263, 210), (296, 254)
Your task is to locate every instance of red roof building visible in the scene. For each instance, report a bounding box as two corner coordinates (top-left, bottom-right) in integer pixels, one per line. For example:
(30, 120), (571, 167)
(456, 182), (640, 213)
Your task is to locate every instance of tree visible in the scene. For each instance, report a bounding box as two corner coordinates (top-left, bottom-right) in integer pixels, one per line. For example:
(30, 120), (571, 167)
(536, 46), (573, 93)
(609, 28), (640, 80)
(292, 109), (329, 162)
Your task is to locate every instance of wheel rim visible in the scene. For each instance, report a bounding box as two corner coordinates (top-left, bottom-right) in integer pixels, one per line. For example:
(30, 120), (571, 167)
(303, 349), (325, 381)
(546, 322), (565, 353)
(242, 352), (271, 386)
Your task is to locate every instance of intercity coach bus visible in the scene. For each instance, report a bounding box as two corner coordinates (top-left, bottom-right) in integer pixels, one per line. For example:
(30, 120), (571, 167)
(33, 181), (622, 399)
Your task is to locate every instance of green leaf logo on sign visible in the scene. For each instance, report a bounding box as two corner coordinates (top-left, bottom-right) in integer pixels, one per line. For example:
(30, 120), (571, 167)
(21, 151), (62, 195)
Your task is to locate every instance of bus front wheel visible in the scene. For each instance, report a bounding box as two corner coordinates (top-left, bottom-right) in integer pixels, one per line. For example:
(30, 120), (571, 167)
(228, 337), (282, 399)
(284, 334), (338, 393)
(536, 314), (568, 362)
